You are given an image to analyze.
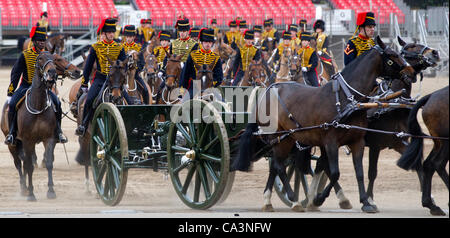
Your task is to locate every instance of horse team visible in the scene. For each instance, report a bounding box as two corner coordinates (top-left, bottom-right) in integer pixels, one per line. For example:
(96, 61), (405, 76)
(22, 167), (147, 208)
(1, 25), (448, 216)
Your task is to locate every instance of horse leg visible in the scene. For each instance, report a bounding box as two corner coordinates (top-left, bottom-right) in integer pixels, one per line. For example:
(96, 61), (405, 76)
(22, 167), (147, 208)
(23, 146), (36, 201)
(349, 140), (378, 213)
(367, 146), (380, 201)
(421, 149), (445, 216)
(312, 143), (340, 208)
(44, 140), (57, 199)
(85, 165), (91, 195)
(262, 162), (276, 212)
(10, 146), (27, 196)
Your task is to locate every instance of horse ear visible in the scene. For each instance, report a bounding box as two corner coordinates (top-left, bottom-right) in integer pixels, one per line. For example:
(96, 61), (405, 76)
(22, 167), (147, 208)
(50, 43), (57, 54)
(376, 35), (386, 50)
(397, 36), (407, 47)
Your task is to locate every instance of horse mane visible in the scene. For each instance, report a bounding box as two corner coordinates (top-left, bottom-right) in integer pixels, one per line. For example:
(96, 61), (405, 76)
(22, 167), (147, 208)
(340, 47), (378, 76)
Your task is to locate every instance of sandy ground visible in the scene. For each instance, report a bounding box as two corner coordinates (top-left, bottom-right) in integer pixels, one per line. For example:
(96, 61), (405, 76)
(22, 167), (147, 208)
(0, 67), (447, 218)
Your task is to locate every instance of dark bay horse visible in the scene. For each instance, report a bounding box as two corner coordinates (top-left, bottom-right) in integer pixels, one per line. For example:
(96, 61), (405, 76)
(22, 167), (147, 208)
(239, 62), (270, 87)
(233, 36), (416, 213)
(158, 54), (183, 104)
(397, 86), (449, 216)
(75, 58), (130, 193)
(142, 54), (162, 104)
(1, 51), (59, 201)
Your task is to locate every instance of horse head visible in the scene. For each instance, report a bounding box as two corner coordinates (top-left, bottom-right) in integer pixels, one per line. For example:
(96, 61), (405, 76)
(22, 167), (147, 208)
(107, 57), (129, 104)
(398, 36), (440, 79)
(196, 63), (214, 90)
(165, 54), (183, 89)
(35, 51), (58, 89)
(144, 54), (158, 85)
(126, 50), (139, 71)
(52, 53), (82, 79)
(247, 61), (269, 87)
(375, 36), (416, 84)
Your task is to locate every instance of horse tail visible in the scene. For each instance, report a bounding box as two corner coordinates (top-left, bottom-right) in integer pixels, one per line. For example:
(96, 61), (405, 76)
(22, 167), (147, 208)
(397, 94), (431, 171)
(17, 36), (27, 50)
(232, 123), (259, 172)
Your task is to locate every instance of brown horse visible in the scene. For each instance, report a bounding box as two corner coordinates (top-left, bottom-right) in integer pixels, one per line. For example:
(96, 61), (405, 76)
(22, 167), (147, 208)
(22, 33), (67, 55)
(239, 62), (270, 87)
(124, 50), (152, 105)
(75, 58), (129, 193)
(397, 86), (449, 216)
(233, 36), (416, 213)
(1, 51), (59, 201)
(158, 54), (183, 104)
(142, 54), (162, 104)
(308, 37), (442, 211)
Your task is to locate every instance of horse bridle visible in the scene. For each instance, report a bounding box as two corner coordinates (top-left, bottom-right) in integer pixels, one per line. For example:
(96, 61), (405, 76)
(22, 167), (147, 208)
(36, 53), (56, 85)
(373, 45), (412, 83)
(401, 44), (435, 72)
(247, 63), (268, 86)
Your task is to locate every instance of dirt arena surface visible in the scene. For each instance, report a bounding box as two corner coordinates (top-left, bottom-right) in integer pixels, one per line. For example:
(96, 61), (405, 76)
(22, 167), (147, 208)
(0, 67), (447, 218)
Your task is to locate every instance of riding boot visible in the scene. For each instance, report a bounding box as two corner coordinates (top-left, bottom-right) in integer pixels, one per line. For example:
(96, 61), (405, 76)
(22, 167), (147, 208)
(55, 109), (68, 143)
(5, 110), (17, 145)
(75, 112), (90, 136)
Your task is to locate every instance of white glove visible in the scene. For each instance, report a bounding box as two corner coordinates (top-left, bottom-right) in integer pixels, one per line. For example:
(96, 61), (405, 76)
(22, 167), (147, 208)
(268, 37), (273, 41)
(302, 67), (308, 72)
(318, 51), (322, 56)
(180, 62), (185, 68)
(6, 96), (11, 104)
(157, 71), (164, 79)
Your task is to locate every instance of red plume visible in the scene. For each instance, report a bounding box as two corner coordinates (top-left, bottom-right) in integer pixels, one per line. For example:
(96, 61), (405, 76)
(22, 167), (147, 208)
(29, 26), (37, 38)
(356, 12), (368, 26)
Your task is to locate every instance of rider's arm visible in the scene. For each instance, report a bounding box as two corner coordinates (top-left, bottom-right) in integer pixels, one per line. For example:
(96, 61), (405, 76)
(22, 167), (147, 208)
(231, 48), (242, 73)
(82, 47), (96, 87)
(309, 50), (319, 71)
(213, 58), (223, 87)
(8, 53), (26, 96)
(180, 55), (195, 90)
(254, 48), (262, 62)
(344, 40), (357, 66)
(137, 51), (145, 72)
(117, 47), (126, 61)
(322, 36), (329, 52)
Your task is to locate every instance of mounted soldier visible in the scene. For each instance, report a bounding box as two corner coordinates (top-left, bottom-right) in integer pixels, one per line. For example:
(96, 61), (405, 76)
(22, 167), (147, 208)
(121, 25), (149, 104)
(231, 30), (262, 86)
(190, 27), (200, 42)
(5, 26), (67, 145)
(137, 18), (155, 48)
(224, 20), (240, 46)
(180, 28), (223, 98)
(253, 25), (263, 49)
(36, 11), (51, 35)
(344, 12), (376, 65)
(298, 19), (307, 39)
(75, 18), (129, 136)
(270, 31), (295, 75)
(170, 18), (198, 64)
(298, 31), (319, 86)
(153, 30), (171, 71)
(261, 19), (279, 51)
(289, 24), (301, 48)
(210, 19), (220, 39)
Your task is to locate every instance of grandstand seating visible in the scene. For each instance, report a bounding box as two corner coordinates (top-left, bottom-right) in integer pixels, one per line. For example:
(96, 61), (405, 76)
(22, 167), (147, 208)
(329, 0), (405, 24)
(135, 0), (317, 27)
(0, 0), (117, 27)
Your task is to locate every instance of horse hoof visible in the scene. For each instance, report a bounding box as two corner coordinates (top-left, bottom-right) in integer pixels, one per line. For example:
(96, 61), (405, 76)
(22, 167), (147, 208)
(339, 199), (353, 210)
(291, 203), (305, 212)
(47, 191), (56, 199)
(313, 196), (325, 207)
(306, 201), (320, 211)
(361, 204), (378, 213)
(262, 204), (274, 212)
(430, 207), (446, 216)
(300, 199), (308, 208)
(27, 195), (37, 202)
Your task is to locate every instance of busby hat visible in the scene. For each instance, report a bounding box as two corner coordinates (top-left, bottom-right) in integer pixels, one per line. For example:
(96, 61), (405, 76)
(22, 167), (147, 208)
(299, 19), (307, 31)
(239, 20), (247, 29)
(228, 20), (237, 28)
(123, 25), (137, 36)
(253, 25), (263, 33)
(210, 19), (217, 25)
(244, 30), (254, 40)
(98, 18), (117, 34)
(282, 31), (292, 40)
(313, 19), (325, 31)
(357, 12), (376, 27)
(199, 28), (215, 42)
(190, 27), (200, 38)
(141, 19), (152, 24)
(40, 11), (48, 18)
(30, 26), (47, 41)
(158, 30), (171, 41)
(300, 32), (312, 41)
(264, 19), (272, 27)
(289, 24), (299, 32)
(176, 19), (190, 31)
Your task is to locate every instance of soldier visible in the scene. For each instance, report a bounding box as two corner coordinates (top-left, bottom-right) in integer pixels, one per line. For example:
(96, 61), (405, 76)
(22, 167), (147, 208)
(223, 20), (240, 46)
(36, 11), (51, 34)
(5, 26), (67, 145)
(344, 12), (376, 65)
(170, 18), (198, 63)
(153, 30), (171, 70)
(297, 32), (319, 87)
(262, 19), (279, 49)
(121, 25), (149, 105)
(271, 31), (295, 73)
(180, 28), (223, 98)
(190, 27), (200, 42)
(231, 30), (261, 86)
(298, 19), (307, 39)
(312, 19), (329, 57)
(137, 18), (155, 47)
(210, 19), (220, 39)
(75, 18), (129, 136)
(253, 25), (263, 48)
(289, 24), (301, 48)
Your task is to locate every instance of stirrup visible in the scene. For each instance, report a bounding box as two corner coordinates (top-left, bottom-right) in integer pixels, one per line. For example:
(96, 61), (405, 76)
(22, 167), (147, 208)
(4, 134), (16, 146)
(75, 125), (86, 136)
(58, 133), (68, 143)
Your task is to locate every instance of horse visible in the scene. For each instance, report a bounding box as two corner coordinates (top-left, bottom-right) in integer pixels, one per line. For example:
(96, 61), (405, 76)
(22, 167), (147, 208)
(124, 50), (152, 105)
(158, 54), (183, 104)
(275, 48), (294, 83)
(0, 51), (59, 201)
(214, 32), (236, 86)
(232, 36), (417, 213)
(74, 58), (130, 193)
(142, 54), (162, 104)
(397, 86), (449, 216)
(239, 62), (270, 87)
(307, 37), (441, 211)
(21, 33), (67, 55)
